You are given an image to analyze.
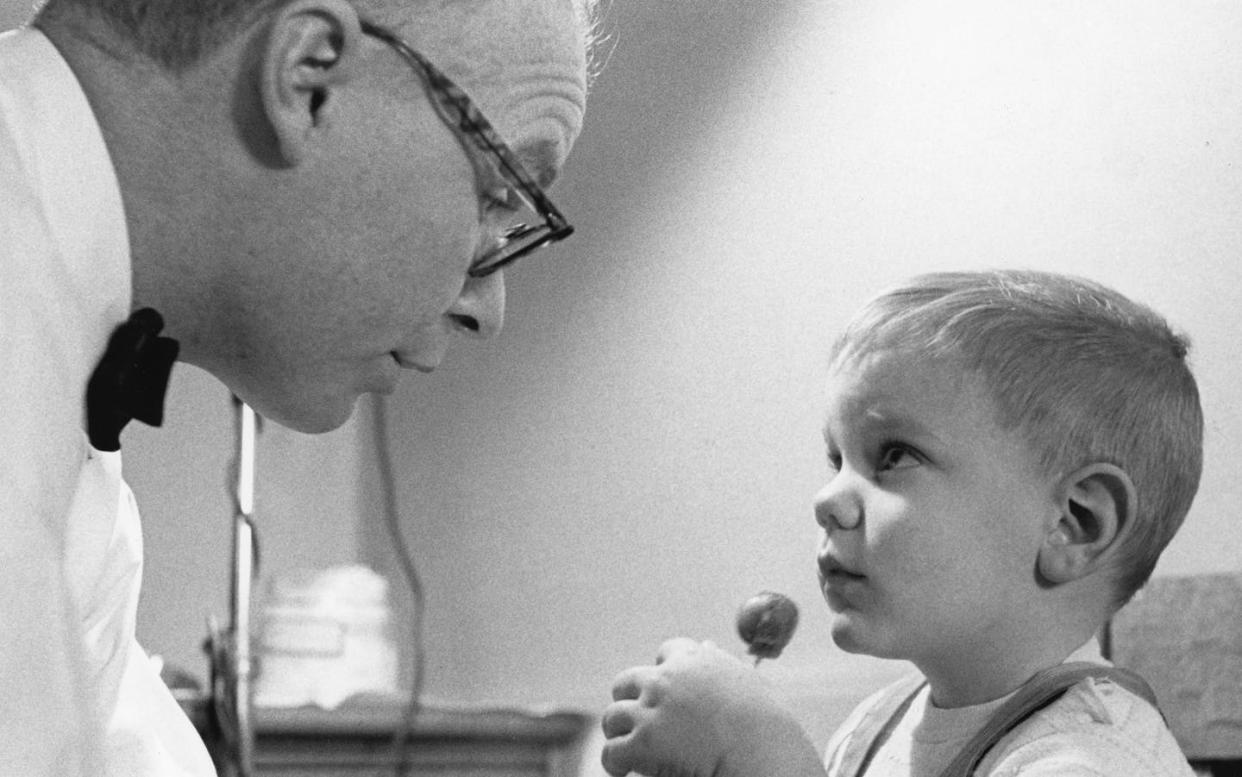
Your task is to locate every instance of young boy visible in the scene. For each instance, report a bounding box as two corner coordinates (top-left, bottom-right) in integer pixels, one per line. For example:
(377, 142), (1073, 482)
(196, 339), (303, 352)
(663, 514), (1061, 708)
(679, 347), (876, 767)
(600, 270), (1202, 777)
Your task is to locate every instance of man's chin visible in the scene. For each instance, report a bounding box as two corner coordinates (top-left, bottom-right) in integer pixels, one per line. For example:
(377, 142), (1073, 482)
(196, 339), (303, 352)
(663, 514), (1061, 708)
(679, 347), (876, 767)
(235, 390), (358, 435)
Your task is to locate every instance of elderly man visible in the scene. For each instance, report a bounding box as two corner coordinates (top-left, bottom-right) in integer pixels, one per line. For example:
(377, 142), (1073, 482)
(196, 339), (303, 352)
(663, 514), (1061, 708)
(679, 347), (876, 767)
(0, 0), (597, 772)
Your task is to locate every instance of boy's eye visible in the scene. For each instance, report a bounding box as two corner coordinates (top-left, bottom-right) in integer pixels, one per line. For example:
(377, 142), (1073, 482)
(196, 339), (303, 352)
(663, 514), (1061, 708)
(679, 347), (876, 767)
(876, 443), (919, 473)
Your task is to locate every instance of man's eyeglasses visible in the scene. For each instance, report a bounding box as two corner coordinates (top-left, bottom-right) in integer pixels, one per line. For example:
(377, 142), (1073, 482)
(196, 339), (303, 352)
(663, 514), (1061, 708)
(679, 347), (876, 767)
(360, 21), (574, 278)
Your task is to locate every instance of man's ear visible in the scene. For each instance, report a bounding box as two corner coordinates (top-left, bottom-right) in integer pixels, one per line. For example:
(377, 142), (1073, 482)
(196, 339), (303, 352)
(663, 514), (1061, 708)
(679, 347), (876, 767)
(258, 0), (364, 165)
(1037, 463), (1137, 585)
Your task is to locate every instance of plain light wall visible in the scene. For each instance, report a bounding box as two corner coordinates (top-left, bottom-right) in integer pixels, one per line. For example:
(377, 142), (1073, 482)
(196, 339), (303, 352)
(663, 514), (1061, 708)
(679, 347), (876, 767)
(5, 0), (1242, 754)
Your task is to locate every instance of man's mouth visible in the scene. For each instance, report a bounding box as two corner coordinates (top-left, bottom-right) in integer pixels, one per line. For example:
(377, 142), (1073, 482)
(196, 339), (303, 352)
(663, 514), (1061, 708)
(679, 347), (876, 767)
(392, 353), (435, 373)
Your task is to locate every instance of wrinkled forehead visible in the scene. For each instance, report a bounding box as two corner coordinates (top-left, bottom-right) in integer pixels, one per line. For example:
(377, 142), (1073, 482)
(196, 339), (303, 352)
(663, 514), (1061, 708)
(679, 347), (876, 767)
(400, 0), (588, 126)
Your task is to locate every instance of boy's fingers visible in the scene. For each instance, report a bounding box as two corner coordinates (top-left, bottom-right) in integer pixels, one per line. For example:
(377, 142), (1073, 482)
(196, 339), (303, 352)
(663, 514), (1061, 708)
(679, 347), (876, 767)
(599, 735), (633, 777)
(600, 700), (636, 738)
(601, 725), (650, 777)
(655, 636), (699, 664)
(610, 665), (652, 701)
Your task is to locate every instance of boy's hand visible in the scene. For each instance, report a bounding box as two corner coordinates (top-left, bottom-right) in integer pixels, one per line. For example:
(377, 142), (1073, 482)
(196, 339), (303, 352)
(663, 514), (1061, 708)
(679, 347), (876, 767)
(600, 638), (823, 777)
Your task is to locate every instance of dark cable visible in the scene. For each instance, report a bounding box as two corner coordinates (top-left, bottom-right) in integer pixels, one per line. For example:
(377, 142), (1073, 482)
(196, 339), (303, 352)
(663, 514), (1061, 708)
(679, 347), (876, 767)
(372, 395), (426, 775)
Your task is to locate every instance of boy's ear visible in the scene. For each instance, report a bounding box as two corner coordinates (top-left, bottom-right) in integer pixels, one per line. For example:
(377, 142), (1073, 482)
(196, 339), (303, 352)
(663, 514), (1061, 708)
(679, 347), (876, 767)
(258, 0), (364, 165)
(1038, 463), (1137, 585)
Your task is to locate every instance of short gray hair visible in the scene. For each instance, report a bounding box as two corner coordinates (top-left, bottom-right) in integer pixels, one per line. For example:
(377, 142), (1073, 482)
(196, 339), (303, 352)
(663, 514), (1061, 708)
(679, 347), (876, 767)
(37, 0), (605, 75)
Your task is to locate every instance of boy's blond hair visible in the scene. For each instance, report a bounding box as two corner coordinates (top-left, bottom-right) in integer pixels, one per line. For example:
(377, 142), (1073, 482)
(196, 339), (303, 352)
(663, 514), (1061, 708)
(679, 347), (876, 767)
(831, 269), (1203, 607)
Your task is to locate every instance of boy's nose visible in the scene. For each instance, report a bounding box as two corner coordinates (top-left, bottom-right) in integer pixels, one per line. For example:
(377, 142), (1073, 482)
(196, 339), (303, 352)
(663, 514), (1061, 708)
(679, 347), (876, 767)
(814, 478), (862, 531)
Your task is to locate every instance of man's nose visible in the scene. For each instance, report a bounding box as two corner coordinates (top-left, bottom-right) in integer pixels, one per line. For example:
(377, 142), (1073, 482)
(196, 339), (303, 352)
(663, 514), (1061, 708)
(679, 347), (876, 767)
(448, 271), (505, 338)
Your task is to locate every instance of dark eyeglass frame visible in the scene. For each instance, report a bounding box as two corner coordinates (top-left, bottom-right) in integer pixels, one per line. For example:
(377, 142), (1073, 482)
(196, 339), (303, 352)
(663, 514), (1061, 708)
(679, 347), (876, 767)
(360, 20), (574, 278)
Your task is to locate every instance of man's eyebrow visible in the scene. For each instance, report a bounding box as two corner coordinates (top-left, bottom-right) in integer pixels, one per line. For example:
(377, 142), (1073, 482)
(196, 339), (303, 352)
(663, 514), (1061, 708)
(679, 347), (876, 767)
(517, 138), (562, 190)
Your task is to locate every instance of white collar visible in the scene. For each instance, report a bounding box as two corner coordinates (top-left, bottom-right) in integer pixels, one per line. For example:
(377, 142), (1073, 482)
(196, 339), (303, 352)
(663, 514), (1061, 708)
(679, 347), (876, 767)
(0, 25), (132, 331)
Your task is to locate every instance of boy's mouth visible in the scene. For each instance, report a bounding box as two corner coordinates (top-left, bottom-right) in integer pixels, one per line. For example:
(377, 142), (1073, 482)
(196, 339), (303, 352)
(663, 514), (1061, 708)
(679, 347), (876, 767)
(818, 554), (864, 581)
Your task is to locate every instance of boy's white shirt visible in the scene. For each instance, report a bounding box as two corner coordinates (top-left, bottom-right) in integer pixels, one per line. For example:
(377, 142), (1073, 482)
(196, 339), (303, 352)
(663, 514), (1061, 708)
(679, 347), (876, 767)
(824, 638), (1194, 777)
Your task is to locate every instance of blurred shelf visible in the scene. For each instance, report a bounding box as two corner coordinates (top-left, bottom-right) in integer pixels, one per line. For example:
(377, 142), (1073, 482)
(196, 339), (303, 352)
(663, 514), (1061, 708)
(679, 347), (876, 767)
(178, 692), (593, 777)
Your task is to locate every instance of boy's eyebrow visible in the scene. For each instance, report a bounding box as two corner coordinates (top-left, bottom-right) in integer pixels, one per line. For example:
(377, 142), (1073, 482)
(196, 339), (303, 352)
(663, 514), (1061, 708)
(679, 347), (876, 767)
(821, 408), (947, 449)
(859, 408), (947, 447)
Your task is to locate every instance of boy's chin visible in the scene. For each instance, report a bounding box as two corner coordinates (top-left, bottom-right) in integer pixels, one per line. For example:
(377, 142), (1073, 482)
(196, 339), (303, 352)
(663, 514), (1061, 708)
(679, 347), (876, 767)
(828, 615), (870, 655)
(829, 615), (899, 660)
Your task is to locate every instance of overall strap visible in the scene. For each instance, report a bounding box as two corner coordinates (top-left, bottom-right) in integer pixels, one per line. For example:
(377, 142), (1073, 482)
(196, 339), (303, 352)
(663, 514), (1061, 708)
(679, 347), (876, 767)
(934, 662), (1161, 777)
(832, 674), (927, 777)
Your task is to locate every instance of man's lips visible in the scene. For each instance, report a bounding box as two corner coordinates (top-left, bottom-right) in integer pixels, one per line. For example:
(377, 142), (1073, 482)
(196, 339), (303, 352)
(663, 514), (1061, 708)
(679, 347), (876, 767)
(393, 353), (435, 373)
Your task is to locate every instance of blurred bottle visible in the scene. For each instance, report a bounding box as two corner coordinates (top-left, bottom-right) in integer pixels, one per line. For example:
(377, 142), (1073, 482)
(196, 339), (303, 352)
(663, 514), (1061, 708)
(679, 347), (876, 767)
(253, 565), (400, 709)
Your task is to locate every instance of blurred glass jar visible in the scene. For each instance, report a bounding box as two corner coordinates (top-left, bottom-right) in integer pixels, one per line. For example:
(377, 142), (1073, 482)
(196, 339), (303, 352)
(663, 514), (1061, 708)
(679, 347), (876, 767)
(253, 565), (400, 709)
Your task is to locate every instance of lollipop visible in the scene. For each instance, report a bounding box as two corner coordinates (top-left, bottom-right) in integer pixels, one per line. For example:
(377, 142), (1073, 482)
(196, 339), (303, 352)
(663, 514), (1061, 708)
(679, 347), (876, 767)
(736, 591), (799, 665)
